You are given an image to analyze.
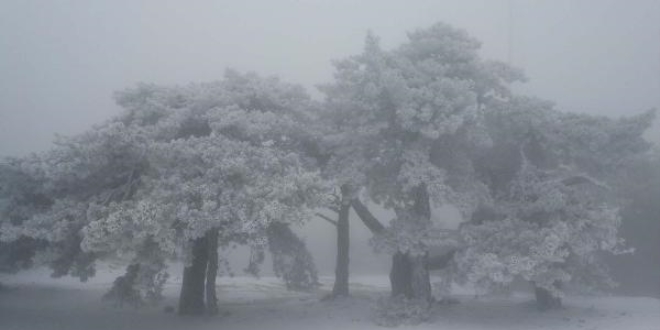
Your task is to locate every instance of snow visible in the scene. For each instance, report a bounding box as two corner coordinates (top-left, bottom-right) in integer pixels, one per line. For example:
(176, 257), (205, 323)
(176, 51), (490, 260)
(1, 268), (659, 330)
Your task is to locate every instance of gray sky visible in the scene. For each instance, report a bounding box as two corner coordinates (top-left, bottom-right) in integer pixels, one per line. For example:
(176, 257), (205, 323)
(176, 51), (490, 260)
(1, 0), (659, 157)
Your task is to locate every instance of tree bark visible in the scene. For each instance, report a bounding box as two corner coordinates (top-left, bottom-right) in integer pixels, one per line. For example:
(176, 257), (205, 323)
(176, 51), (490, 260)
(178, 235), (209, 315)
(390, 251), (413, 297)
(351, 198), (385, 234)
(205, 229), (219, 314)
(412, 184), (431, 221)
(407, 184), (433, 302)
(390, 252), (432, 302)
(331, 190), (351, 297)
(410, 253), (432, 302)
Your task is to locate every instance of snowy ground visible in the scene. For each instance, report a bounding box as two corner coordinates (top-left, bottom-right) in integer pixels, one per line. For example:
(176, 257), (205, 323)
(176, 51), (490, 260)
(1, 267), (659, 330)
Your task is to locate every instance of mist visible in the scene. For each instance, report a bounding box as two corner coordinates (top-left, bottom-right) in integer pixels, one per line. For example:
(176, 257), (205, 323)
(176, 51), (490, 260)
(1, 0), (659, 157)
(1, 1), (659, 329)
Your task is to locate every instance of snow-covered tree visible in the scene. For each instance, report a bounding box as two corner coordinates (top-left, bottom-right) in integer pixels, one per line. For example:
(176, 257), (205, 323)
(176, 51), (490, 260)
(0, 161), (50, 274)
(456, 96), (655, 309)
(0, 71), (330, 315)
(1, 122), (147, 281)
(319, 23), (523, 303)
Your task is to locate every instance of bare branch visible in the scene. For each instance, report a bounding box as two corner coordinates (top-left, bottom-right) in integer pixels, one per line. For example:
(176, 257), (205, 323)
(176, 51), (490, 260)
(327, 206), (340, 214)
(351, 198), (385, 234)
(315, 213), (337, 226)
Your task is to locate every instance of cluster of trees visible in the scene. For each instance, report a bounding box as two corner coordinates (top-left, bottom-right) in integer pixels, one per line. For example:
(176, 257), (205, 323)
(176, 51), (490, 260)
(0, 22), (656, 317)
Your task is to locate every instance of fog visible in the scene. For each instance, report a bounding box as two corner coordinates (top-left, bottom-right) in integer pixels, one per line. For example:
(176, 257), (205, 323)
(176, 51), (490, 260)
(1, 1), (659, 329)
(1, 0), (659, 158)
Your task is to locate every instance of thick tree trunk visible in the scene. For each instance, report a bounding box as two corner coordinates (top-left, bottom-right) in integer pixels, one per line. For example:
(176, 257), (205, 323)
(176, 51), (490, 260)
(390, 251), (413, 298)
(406, 184), (433, 302)
(205, 229), (219, 314)
(410, 253), (432, 302)
(390, 252), (431, 302)
(534, 283), (562, 311)
(178, 235), (209, 315)
(331, 194), (351, 297)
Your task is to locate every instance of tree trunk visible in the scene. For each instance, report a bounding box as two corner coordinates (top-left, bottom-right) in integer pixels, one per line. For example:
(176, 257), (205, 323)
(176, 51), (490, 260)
(205, 229), (219, 314)
(390, 252), (431, 302)
(410, 253), (431, 302)
(178, 235), (209, 315)
(406, 184), (433, 302)
(534, 283), (562, 311)
(331, 195), (351, 297)
(390, 251), (413, 298)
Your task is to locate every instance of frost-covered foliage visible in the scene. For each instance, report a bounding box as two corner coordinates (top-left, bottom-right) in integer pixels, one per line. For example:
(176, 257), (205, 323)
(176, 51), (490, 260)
(0, 71), (330, 291)
(103, 264), (143, 307)
(455, 97), (655, 298)
(0, 122), (144, 279)
(319, 23), (524, 254)
(103, 248), (169, 308)
(266, 222), (319, 291)
(371, 219), (458, 257)
(0, 162), (49, 272)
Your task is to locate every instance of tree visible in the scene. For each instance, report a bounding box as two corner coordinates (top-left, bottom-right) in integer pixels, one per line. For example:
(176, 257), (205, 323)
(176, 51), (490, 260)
(0, 162), (50, 274)
(1, 122), (148, 282)
(319, 23), (522, 303)
(0, 71), (330, 315)
(455, 96), (655, 309)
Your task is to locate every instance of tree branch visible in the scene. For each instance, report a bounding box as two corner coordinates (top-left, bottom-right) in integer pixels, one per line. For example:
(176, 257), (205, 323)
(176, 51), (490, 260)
(350, 198), (385, 234)
(327, 206), (341, 215)
(315, 213), (337, 226)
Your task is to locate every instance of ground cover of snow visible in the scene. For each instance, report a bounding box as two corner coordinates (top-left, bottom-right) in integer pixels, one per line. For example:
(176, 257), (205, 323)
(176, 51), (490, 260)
(1, 267), (658, 330)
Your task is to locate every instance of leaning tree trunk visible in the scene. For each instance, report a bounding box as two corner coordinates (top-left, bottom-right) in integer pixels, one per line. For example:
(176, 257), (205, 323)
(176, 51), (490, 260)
(351, 198), (385, 233)
(205, 229), (219, 314)
(178, 235), (209, 315)
(331, 188), (351, 297)
(534, 282), (562, 311)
